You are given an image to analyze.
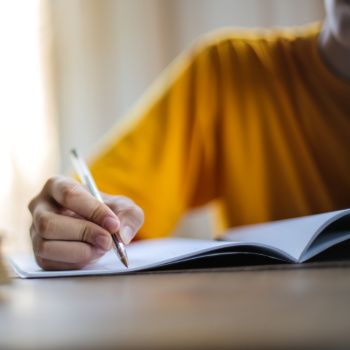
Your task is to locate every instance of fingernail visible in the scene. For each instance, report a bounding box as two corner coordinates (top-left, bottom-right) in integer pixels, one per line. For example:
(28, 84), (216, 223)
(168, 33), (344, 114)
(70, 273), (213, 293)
(96, 248), (106, 256)
(102, 217), (120, 233)
(96, 235), (112, 250)
(120, 226), (133, 245)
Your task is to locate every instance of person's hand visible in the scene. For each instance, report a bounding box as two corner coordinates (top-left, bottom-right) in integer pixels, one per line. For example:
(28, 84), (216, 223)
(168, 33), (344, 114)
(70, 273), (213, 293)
(28, 175), (144, 270)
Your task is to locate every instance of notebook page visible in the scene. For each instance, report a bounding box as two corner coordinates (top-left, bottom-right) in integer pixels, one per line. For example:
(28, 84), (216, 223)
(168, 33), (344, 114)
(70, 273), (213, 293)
(300, 214), (350, 262)
(9, 238), (233, 278)
(222, 209), (350, 262)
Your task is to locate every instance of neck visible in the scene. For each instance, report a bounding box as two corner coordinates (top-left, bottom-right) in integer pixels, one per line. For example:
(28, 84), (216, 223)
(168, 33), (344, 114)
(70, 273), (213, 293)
(318, 22), (350, 81)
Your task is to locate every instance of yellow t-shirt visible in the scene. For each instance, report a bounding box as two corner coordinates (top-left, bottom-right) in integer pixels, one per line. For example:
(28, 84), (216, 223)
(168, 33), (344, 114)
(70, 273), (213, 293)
(88, 24), (350, 239)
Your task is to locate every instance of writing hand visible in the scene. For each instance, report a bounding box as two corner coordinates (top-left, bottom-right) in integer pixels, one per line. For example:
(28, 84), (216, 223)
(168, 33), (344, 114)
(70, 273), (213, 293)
(28, 175), (144, 270)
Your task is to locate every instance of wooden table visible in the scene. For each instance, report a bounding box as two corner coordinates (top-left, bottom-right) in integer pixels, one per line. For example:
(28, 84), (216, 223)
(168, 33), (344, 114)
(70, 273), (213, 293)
(1, 261), (350, 350)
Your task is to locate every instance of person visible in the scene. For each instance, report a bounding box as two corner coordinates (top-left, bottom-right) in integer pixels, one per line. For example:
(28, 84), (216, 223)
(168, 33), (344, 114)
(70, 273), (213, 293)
(29, 0), (350, 270)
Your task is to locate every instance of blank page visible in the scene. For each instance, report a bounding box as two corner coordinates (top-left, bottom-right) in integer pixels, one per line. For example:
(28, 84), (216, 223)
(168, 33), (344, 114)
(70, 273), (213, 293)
(10, 238), (233, 278)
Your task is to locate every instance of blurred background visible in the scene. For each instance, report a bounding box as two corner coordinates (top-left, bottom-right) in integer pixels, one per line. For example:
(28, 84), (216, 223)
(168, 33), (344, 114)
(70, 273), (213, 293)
(0, 0), (325, 251)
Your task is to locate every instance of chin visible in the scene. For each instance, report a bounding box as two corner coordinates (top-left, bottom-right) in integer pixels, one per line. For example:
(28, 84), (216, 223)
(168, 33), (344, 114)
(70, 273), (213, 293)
(325, 0), (350, 48)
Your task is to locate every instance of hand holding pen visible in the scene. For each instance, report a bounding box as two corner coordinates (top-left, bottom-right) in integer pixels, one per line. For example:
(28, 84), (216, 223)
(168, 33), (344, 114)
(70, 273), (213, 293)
(28, 151), (144, 271)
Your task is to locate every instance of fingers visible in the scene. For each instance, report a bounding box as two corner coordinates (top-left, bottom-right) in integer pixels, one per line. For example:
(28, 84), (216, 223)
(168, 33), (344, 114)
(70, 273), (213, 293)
(30, 223), (106, 270)
(32, 230), (104, 263)
(31, 201), (113, 250)
(41, 176), (121, 234)
(104, 195), (144, 245)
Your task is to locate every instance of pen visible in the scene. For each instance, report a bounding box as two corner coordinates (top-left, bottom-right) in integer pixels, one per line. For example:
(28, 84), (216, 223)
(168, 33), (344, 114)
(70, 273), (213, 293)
(70, 148), (129, 268)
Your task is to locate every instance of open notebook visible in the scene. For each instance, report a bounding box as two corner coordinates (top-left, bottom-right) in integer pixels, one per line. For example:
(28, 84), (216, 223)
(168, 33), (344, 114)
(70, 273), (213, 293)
(10, 208), (350, 278)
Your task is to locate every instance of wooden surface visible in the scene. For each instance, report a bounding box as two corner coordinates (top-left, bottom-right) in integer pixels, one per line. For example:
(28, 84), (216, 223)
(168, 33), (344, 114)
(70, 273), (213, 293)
(1, 261), (350, 350)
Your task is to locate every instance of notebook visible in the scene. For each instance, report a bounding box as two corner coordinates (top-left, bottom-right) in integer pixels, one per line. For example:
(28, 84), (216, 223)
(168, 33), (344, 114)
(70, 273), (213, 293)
(10, 208), (350, 278)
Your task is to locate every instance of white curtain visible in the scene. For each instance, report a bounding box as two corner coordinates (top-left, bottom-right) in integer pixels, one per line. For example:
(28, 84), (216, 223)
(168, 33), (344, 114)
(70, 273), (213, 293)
(0, 1), (59, 252)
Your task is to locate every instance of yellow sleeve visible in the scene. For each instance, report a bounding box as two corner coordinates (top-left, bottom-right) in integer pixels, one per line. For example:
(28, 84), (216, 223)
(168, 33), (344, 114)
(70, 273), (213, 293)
(88, 38), (220, 239)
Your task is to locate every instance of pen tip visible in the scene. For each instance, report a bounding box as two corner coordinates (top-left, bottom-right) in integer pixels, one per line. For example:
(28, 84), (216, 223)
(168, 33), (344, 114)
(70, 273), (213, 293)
(121, 256), (129, 268)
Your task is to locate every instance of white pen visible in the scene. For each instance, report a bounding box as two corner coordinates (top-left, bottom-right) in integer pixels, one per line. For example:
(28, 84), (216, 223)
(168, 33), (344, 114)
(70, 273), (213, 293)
(70, 148), (129, 268)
